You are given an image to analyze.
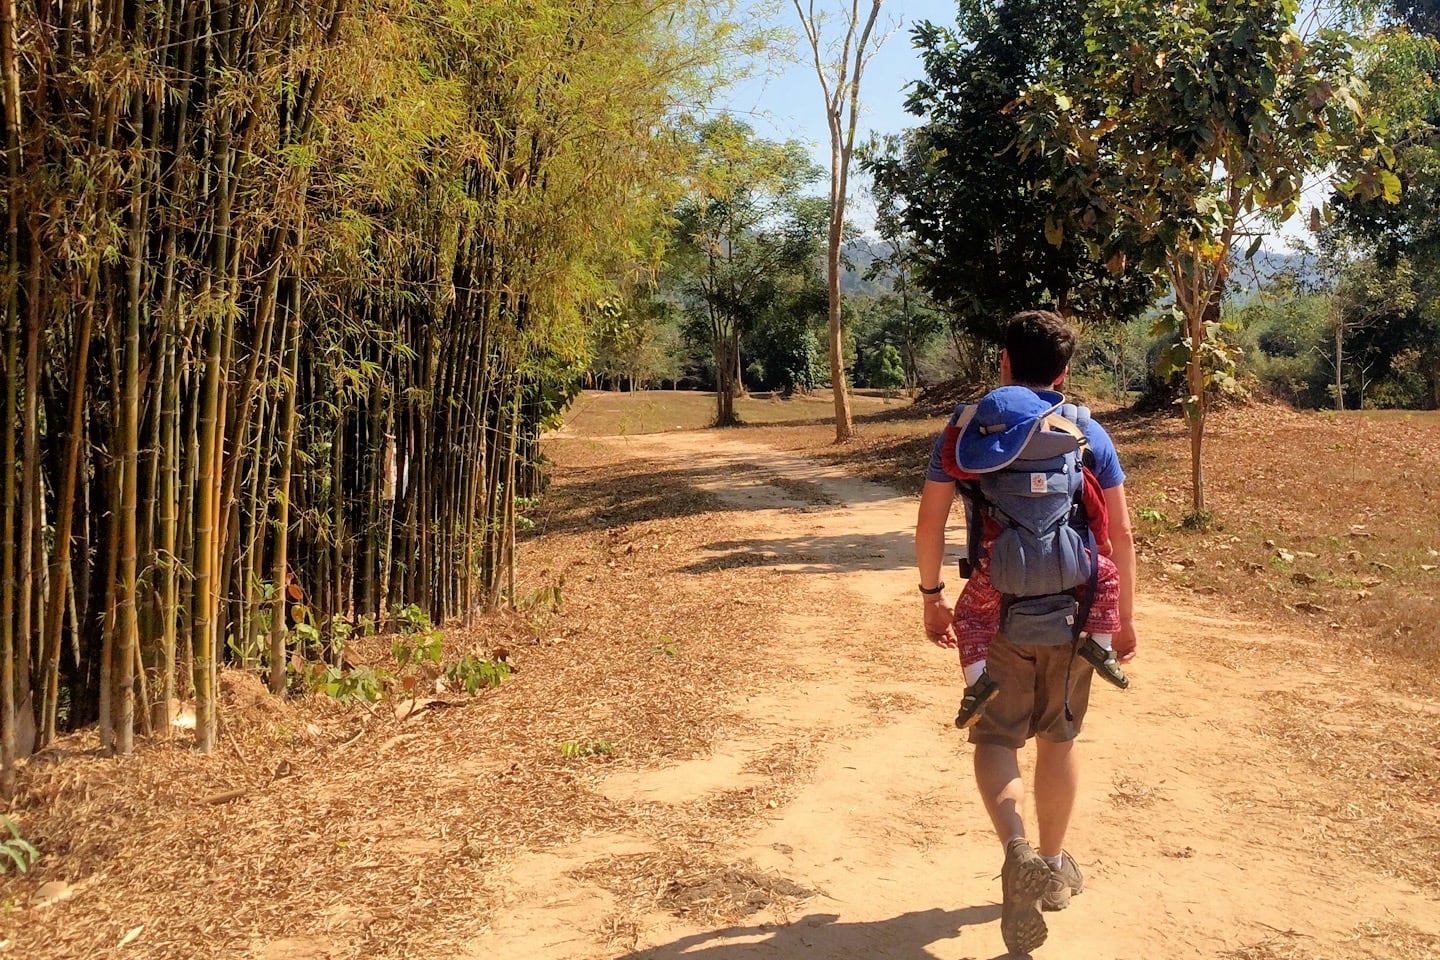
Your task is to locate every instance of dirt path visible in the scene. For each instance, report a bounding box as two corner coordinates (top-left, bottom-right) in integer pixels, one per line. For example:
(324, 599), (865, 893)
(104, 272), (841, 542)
(473, 430), (1440, 960)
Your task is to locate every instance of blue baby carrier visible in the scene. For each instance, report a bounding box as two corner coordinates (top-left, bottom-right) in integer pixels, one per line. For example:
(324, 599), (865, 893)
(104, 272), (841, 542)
(941, 386), (1101, 647)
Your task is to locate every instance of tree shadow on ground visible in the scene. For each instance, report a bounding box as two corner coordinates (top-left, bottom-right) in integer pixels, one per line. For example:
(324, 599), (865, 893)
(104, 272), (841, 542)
(679, 531), (919, 576)
(537, 456), (907, 539)
(537, 461), (762, 536)
(612, 906), (1015, 960)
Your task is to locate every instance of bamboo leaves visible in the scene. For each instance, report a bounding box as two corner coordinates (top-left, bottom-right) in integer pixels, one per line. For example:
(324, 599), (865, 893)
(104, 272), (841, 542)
(0, 0), (739, 775)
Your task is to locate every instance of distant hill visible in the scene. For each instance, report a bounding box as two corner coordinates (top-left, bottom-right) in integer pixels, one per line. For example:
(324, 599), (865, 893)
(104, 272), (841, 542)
(838, 238), (1328, 302)
(840, 237), (895, 297)
(1231, 247), (1324, 293)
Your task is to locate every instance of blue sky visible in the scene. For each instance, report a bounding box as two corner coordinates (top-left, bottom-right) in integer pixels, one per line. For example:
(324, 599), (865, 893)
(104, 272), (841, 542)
(717, 1), (956, 175)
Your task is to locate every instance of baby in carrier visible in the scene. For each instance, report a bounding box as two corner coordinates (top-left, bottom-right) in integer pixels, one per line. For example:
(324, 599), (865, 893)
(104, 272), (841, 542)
(937, 386), (1129, 728)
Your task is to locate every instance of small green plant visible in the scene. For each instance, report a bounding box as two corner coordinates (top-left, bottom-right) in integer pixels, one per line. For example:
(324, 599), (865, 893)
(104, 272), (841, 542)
(0, 817), (39, 875)
(445, 655), (512, 693)
(307, 663), (385, 704)
(515, 496), (539, 532)
(652, 636), (679, 658)
(559, 738), (614, 759)
(330, 616), (355, 649)
(1136, 507), (1167, 523)
(391, 603), (443, 671)
(392, 602), (433, 634)
(393, 632), (442, 672)
(292, 620), (322, 658)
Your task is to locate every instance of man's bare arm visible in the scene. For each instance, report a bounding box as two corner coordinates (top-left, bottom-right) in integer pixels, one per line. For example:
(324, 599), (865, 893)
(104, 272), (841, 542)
(917, 479), (958, 646)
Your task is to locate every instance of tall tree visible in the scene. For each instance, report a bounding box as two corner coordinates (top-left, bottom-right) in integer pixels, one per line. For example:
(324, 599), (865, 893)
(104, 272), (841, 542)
(861, 4), (1163, 344)
(860, 134), (966, 387)
(670, 117), (826, 426)
(791, 0), (888, 441)
(1331, 9), (1440, 407)
(1018, 0), (1394, 516)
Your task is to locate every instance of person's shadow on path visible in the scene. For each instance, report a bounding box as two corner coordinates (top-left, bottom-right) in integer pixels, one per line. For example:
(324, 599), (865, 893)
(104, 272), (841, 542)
(610, 905), (1018, 960)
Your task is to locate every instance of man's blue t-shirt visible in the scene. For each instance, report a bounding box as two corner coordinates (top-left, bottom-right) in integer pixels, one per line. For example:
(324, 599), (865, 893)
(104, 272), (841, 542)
(924, 388), (1125, 490)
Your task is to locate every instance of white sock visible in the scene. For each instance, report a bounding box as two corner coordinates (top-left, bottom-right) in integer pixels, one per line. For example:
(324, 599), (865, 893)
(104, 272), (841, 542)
(1043, 853), (1064, 871)
(962, 659), (987, 687)
(1091, 633), (1113, 651)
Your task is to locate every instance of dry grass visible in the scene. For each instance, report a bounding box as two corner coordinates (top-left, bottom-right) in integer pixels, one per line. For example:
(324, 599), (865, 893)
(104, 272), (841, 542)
(1107, 773), (1166, 808)
(1224, 920), (1440, 960)
(748, 394), (1440, 894)
(7, 391), (1440, 958)
(554, 388), (902, 437)
(856, 690), (928, 721)
(0, 437), (818, 960)
(570, 848), (814, 926)
(1104, 405), (1440, 673)
(750, 399), (1440, 677)
(1249, 687), (1440, 891)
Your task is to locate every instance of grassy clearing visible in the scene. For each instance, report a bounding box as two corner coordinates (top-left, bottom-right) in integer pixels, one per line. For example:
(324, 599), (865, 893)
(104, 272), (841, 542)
(554, 389), (908, 437)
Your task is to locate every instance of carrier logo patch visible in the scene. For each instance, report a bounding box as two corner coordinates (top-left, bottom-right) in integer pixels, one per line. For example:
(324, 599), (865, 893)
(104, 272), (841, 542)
(1030, 473), (1047, 493)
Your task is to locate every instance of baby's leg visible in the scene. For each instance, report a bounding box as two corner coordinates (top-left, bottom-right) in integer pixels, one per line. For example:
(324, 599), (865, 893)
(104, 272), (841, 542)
(954, 566), (1002, 686)
(1083, 553), (1121, 647)
(1080, 554), (1128, 688)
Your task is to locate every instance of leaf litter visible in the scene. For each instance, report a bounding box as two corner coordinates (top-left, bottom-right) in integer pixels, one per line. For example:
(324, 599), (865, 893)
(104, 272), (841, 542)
(0, 440), (817, 959)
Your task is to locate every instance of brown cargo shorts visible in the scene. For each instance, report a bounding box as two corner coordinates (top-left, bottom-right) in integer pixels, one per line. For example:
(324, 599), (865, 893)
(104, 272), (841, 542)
(968, 634), (1093, 749)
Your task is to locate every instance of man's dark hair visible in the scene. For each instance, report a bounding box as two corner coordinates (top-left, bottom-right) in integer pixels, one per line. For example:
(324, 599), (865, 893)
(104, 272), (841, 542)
(1005, 310), (1077, 386)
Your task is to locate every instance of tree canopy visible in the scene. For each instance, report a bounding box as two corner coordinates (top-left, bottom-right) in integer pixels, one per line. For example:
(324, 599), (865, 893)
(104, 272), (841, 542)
(667, 116), (827, 425)
(862, 1), (1163, 343)
(1015, 0), (1395, 514)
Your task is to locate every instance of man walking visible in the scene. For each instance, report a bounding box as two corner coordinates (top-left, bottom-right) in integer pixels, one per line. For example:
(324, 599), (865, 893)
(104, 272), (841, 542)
(915, 310), (1139, 954)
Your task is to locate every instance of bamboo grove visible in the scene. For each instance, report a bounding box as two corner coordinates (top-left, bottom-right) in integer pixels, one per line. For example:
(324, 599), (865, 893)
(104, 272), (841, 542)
(0, 0), (735, 778)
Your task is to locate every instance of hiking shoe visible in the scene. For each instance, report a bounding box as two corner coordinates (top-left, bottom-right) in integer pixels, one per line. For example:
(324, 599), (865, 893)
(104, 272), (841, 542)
(1000, 837), (1052, 955)
(1078, 637), (1129, 689)
(1040, 852), (1084, 911)
(954, 671), (1000, 729)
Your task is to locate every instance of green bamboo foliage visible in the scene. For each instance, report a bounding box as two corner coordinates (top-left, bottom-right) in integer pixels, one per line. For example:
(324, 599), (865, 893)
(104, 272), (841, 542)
(0, 0), (737, 773)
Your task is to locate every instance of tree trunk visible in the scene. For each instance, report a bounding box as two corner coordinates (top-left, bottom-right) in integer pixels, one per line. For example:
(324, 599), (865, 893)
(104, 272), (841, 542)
(41, 292), (95, 745)
(827, 159), (853, 441)
(193, 310), (222, 753)
(791, 0), (881, 443)
(1334, 317), (1345, 412)
(0, 0), (20, 794)
(158, 318), (178, 735)
(714, 336), (737, 426)
(1186, 309), (1208, 517)
(115, 132), (147, 755)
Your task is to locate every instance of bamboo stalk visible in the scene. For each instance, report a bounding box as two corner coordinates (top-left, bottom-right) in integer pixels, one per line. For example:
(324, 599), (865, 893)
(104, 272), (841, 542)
(114, 87), (148, 755)
(0, 0), (21, 791)
(269, 276), (301, 694)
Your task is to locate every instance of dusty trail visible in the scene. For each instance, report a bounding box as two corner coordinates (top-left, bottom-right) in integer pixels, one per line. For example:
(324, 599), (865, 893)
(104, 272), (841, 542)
(470, 431), (1440, 960)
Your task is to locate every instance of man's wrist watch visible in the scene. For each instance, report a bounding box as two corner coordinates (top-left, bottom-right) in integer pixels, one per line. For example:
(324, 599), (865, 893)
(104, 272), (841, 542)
(919, 582), (945, 596)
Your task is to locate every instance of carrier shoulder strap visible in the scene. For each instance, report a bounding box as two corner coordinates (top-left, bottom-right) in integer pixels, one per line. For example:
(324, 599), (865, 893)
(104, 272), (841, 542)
(1055, 403), (1096, 468)
(1049, 404), (1100, 638)
(938, 403), (988, 577)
